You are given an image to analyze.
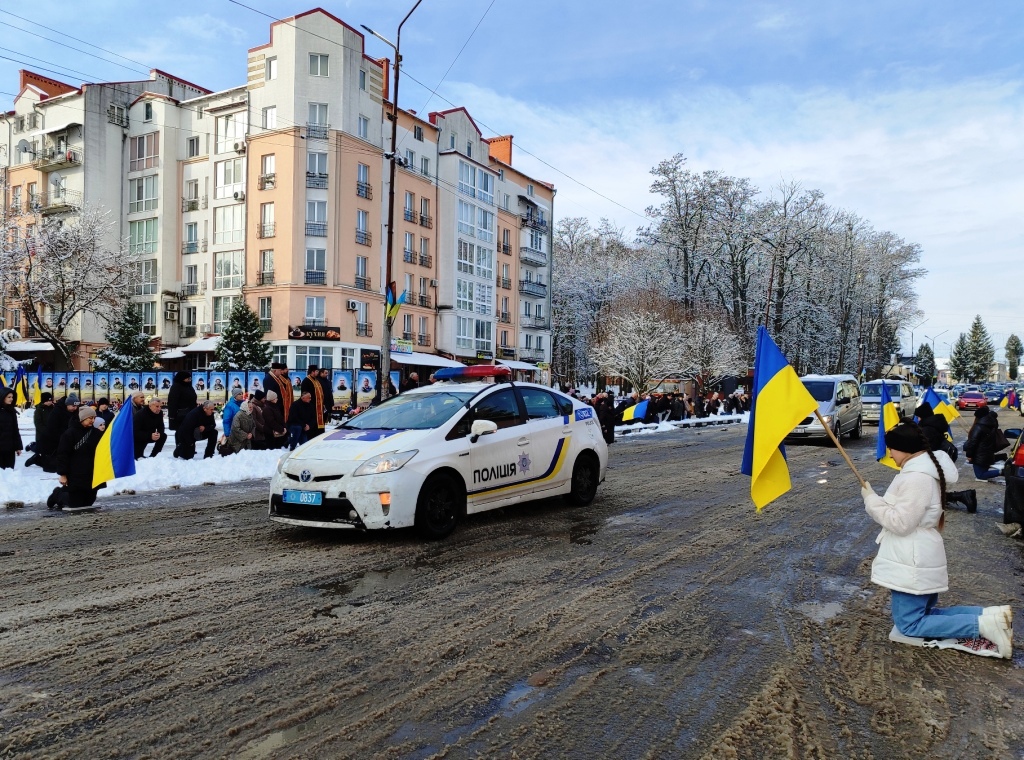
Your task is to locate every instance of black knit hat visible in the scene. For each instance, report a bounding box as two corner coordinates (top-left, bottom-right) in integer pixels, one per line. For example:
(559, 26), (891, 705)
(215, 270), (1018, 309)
(974, 407), (989, 419)
(916, 401), (934, 418)
(41, 392), (53, 403)
(884, 422), (927, 454)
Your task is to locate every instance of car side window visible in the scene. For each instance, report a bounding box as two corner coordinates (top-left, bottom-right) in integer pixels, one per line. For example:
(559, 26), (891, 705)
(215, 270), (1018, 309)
(520, 388), (561, 420)
(472, 389), (523, 429)
(836, 383), (847, 403)
(554, 395), (574, 417)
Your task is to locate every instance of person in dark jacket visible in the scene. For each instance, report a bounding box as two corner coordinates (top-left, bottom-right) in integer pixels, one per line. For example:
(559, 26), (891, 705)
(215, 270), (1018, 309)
(166, 372), (197, 432)
(133, 396), (167, 459)
(96, 397), (115, 425)
(223, 401), (255, 455)
(0, 387), (23, 469)
(249, 390), (268, 449)
(318, 367), (334, 423)
(25, 392), (54, 467)
(594, 392), (616, 446)
(263, 363), (293, 425)
(52, 406), (103, 509)
(917, 401), (976, 512)
(262, 390), (289, 449)
(173, 401), (218, 460)
(300, 366), (325, 437)
(39, 394), (80, 472)
(964, 407), (1002, 481)
(287, 391), (317, 450)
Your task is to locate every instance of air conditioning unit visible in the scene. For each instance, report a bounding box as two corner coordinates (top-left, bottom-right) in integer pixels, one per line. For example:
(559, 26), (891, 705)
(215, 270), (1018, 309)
(199, 323), (212, 334)
(233, 141), (246, 154)
(164, 309), (178, 322)
(233, 190), (245, 201)
(164, 302), (179, 313)
(346, 299), (358, 311)
(430, 279), (439, 287)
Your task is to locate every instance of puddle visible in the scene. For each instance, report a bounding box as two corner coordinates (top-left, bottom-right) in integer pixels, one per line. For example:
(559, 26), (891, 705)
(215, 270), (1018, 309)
(308, 567), (418, 617)
(236, 712), (342, 760)
(797, 601), (844, 623)
(569, 520), (601, 545)
(627, 666), (656, 686)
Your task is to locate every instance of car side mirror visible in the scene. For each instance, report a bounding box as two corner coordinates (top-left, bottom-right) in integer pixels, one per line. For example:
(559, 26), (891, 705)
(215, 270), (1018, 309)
(836, 397), (849, 406)
(470, 419), (498, 443)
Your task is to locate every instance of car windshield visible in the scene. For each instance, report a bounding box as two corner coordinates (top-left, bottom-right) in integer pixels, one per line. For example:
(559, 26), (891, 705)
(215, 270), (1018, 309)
(963, 392), (984, 399)
(338, 391), (475, 431)
(860, 383), (903, 397)
(802, 381), (836, 402)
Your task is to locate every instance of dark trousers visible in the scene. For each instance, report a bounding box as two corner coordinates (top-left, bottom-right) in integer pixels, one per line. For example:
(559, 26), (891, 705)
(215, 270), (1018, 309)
(288, 425), (308, 450)
(174, 427), (217, 459)
(0, 450), (15, 469)
(135, 432), (167, 460)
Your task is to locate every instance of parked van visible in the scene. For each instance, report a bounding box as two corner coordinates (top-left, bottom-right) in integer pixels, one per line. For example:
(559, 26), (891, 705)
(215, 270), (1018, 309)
(861, 379), (917, 424)
(786, 374), (863, 441)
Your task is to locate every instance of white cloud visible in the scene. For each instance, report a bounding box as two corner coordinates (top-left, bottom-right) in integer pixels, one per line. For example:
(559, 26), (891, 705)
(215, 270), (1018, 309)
(168, 14), (248, 45)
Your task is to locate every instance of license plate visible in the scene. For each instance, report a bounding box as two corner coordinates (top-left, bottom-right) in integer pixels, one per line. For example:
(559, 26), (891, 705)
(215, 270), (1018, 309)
(794, 427), (806, 434)
(282, 489), (323, 505)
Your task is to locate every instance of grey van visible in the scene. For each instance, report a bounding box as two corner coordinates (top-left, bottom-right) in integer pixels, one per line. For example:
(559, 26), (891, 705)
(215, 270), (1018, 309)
(860, 379), (917, 424)
(787, 374), (863, 441)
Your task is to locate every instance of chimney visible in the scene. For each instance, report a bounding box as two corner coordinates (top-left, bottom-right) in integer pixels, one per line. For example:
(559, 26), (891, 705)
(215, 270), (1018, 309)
(488, 134), (513, 165)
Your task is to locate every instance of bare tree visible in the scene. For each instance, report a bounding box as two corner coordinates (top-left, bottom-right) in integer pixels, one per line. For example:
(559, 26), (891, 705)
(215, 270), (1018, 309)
(590, 308), (684, 392)
(678, 315), (745, 396)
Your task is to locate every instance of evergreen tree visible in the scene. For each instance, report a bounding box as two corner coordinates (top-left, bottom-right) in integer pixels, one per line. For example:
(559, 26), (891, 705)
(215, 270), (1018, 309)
(1005, 334), (1023, 381)
(92, 304), (154, 372)
(213, 300), (272, 370)
(915, 343), (935, 387)
(948, 332), (970, 383)
(965, 315), (994, 383)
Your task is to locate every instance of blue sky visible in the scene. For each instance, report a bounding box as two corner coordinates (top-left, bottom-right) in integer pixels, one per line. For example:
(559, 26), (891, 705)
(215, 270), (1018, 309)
(3, 1), (1023, 361)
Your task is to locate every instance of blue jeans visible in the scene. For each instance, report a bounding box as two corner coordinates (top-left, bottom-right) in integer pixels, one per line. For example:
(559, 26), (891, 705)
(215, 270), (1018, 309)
(972, 463), (1002, 479)
(891, 590), (980, 639)
(288, 425), (308, 450)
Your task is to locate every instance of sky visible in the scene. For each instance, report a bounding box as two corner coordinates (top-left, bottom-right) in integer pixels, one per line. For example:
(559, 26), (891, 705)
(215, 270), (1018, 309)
(2, 0), (1022, 361)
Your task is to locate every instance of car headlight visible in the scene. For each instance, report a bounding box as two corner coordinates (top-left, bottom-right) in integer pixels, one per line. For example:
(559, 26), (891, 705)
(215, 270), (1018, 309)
(353, 450), (419, 477)
(819, 415), (832, 424)
(276, 453), (289, 474)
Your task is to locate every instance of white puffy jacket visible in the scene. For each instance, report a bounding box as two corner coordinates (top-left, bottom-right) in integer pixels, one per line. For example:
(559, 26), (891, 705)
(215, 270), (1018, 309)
(862, 450), (959, 595)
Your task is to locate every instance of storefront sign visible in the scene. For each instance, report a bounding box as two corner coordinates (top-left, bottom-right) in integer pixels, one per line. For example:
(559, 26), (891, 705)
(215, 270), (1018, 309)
(287, 325), (341, 341)
(476, 351), (493, 360)
(390, 338), (414, 354)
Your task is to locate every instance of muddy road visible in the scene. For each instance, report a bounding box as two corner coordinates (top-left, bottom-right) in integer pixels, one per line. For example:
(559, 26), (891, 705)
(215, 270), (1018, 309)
(2, 425), (1023, 759)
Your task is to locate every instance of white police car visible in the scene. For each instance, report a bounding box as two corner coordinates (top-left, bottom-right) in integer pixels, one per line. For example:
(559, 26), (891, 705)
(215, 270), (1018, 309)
(269, 366), (608, 539)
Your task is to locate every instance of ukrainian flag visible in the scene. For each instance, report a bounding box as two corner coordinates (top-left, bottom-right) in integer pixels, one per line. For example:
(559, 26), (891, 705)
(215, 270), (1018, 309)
(875, 381), (901, 470)
(922, 387), (960, 424)
(622, 399), (648, 422)
(999, 388), (1016, 410)
(32, 366), (42, 406)
(740, 327), (818, 510)
(92, 400), (137, 488)
(13, 366), (28, 407)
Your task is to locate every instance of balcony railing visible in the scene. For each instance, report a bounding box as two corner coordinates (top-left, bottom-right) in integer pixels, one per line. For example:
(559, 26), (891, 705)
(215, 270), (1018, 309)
(356, 181), (372, 199)
(181, 196), (207, 212)
(258, 173), (276, 190)
(180, 283), (201, 297)
(259, 319), (272, 333)
(403, 249), (416, 264)
(306, 221), (327, 237)
(417, 333), (431, 347)
(355, 230), (372, 246)
(521, 315), (550, 330)
(520, 347), (544, 359)
(305, 270), (326, 285)
(403, 208), (416, 223)
(306, 122), (329, 139)
(356, 322), (373, 337)
(417, 294), (432, 308)
(520, 214), (549, 232)
(519, 245), (548, 267)
(179, 325), (197, 339)
(402, 331), (414, 341)
(499, 347), (516, 359)
(497, 276), (512, 290)
(182, 241), (201, 255)
(419, 254), (432, 268)
(257, 223), (276, 239)
(354, 275), (372, 291)
(419, 213), (432, 229)
(519, 280), (548, 297)
(499, 243), (512, 255)
(304, 318), (326, 327)
(498, 311), (511, 324)
(35, 146), (82, 170)
(306, 173), (328, 189)
(257, 271), (275, 286)
(37, 189), (83, 214)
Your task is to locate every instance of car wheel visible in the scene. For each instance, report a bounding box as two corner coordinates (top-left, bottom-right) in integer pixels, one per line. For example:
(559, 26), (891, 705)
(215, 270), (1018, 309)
(850, 415), (863, 440)
(414, 472), (463, 540)
(566, 453), (600, 507)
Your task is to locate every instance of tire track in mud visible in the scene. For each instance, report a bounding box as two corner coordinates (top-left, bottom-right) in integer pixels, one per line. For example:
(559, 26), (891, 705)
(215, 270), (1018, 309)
(1, 426), (1023, 759)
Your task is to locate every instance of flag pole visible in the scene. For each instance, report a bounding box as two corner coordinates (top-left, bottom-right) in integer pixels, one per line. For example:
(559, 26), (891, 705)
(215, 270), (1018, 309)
(813, 410), (867, 488)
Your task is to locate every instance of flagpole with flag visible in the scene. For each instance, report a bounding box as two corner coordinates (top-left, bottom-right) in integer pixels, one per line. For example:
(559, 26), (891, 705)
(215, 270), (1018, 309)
(621, 398), (648, 423)
(13, 366), (28, 407)
(92, 400), (137, 489)
(875, 381), (902, 470)
(32, 366), (42, 406)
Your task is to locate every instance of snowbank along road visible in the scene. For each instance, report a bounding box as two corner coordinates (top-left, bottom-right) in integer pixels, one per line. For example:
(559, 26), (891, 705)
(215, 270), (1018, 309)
(2, 425), (1023, 758)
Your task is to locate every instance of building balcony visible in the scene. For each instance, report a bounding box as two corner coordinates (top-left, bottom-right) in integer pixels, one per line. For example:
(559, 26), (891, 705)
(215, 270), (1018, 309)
(37, 189), (83, 215)
(417, 333), (431, 347)
(519, 280), (547, 297)
(304, 270), (326, 285)
(35, 146), (82, 171)
(260, 319), (272, 333)
(519, 245), (548, 267)
(419, 213), (433, 229)
(417, 294), (432, 308)
(182, 240), (207, 255)
(497, 276), (512, 290)
(356, 230), (372, 246)
(498, 311), (511, 324)
(521, 315), (550, 330)
(258, 173), (276, 190)
(499, 243), (512, 255)
(180, 283), (203, 297)
(257, 271), (275, 286)
(356, 181), (372, 199)
(499, 346), (516, 359)
(179, 325), (197, 339)
(403, 208), (416, 223)
(181, 196), (207, 212)
(356, 322), (373, 337)
(306, 173), (328, 189)
(520, 214), (549, 232)
(306, 122), (329, 139)
(257, 223), (276, 239)
(354, 275), (372, 291)
(403, 249), (416, 264)
(419, 254), (432, 268)
(402, 331), (414, 341)
(520, 347), (544, 360)
(306, 221), (327, 237)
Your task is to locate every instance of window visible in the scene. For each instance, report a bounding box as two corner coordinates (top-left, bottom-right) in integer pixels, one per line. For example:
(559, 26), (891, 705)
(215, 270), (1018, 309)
(272, 345), (288, 366)
(307, 152), (327, 175)
(525, 334), (533, 349)
(419, 277), (428, 296)
(420, 156), (430, 177)
(143, 102), (153, 122)
(129, 219), (158, 254)
(355, 255), (367, 278)
(259, 297), (272, 321)
(356, 209), (368, 232)
(497, 168), (504, 181)
(357, 163), (369, 184)
(185, 222), (198, 244)
(414, 125), (423, 141)
(457, 240), (474, 275)
(133, 260), (158, 295)
(478, 173), (494, 205)
(11, 185), (21, 209)
(474, 319), (492, 352)
(475, 246), (493, 279)
(355, 301), (368, 325)
(420, 237), (429, 258)
(309, 53), (329, 77)
(502, 193), (510, 210)
(213, 296), (238, 333)
(527, 183), (534, 196)
(214, 158), (244, 198)
(184, 265), (198, 285)
(261, 249), (274, 273)
(305, 296), (326, 324)
(502, 262), (510, 280)
(521, 388), (560, 419)
(476, 208), (494, 242)
(305, 248), (326, 272)
(187, 136), (200, 158)
(404, 149), (415, 168)
(186, 179), (199, 200)
(129, 132), (159, 171)
(306, 200), (327, 223)
(403, 313), (413, 335)
(295, 345), (334, 371)
(308, 102), (328, 125)
(213, 205), (244, 244)
(358, 69), (366, 90)
(404, 231), (415, 254)
(404, 191), (414, 213)
(141, 302), (157, 334)
(419, 315), (428, 336)
(357, 115), (369, 140)
(262, 106), (277, 130)
(450, 132), (457, 149)
(458, 161), (476, 197)
(456, 316), (473, 349)
(215, 112), (246, 153)
(458, 200), (475, 236)
(260, 202), (275, 229)
(128, 175), (159, 213)
(466, 140), (473, 158)
(265, 57), (277, 81)
(530, 228), (545, 251)
(214, 250), (244, 289)
(404, 273), (413, 295)
(456, 280), (473, 311)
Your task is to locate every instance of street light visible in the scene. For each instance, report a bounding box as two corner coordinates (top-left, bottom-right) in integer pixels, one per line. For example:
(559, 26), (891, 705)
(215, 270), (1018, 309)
(923, 330), (948, 353)
(362, 0), (424, 402)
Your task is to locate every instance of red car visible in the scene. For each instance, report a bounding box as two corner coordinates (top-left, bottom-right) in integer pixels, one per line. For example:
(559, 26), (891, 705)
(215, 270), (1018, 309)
(957, 391), (988, 410)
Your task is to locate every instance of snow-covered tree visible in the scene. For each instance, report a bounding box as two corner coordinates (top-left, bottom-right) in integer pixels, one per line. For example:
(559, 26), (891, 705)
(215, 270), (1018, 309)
(915, 343), (935, 386)
(948, 332), (971, 383)
(1005, 334), (1022, 381)
(678, 316), (745, 396)
(91, 304), (155, 371)
(965, 315), (995, 382)
(213, 300), (272, 370)
(0, 329), (28, 371)
(590, 308), (683, 392)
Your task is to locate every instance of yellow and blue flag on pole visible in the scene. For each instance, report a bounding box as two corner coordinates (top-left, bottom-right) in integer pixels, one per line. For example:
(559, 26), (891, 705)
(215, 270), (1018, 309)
(999, 388), (1016, 409)
(921, 387), (959, 424)
(740, 326), (819, 510)
(13, 366), (28, 407)
(875, 381), (901, 470)
(92, 401), (137, 488)
(32, 366), (42, 406)
(622, 399), (648, 422)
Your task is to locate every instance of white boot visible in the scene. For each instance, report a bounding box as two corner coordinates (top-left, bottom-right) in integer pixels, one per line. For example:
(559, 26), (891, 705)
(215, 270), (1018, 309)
(983, 605), (1013, 630)
(979, 614), (1013, 659)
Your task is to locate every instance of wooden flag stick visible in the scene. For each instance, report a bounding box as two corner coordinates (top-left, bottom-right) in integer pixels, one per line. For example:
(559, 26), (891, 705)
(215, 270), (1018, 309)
(814, 409), (867, 488)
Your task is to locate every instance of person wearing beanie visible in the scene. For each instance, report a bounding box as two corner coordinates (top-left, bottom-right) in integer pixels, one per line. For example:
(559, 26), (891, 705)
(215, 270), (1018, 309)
(261, 389), (288, 449)
(861, 420), (1014, 658)
(221, 387), (245, 439)
(51, 403), (103, 510)
(915, 402), (976, 512)
(0, 387), (23, 470)
(167, 372), (197, 432)
(26, 392), (55, 467)
(96, 397), (115, 426)
(964, 407), (1003, 482)
(249, 390), (268, 450)
(38, 394), (82, 472)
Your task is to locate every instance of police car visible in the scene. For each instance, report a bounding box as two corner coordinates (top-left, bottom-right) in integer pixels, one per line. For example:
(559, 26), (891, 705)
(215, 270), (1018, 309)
(269, 366), (608, 539)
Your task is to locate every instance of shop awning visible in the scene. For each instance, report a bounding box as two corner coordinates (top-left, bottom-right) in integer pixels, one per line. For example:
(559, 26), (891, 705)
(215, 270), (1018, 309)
(5, 340), (54, 352)
(391, 352), (465, 368)
(182, 337), (220, 353)
(498, 360), (539, 371)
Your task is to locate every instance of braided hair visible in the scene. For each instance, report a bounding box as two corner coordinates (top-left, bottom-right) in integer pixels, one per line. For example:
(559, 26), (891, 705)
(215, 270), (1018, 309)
(898, 419), (947, 511)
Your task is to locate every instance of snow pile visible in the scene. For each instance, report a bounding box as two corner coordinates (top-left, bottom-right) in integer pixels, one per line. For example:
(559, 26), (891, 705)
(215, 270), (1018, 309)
(615, 413), (748, 438)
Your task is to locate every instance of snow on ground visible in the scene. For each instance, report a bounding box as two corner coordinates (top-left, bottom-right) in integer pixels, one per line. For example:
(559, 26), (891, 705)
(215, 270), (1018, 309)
(615, 413), (749, 438)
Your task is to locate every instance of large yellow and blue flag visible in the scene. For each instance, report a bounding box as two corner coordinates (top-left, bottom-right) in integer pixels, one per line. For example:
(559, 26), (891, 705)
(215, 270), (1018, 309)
(92, 400), (137, 488)
(32, 366), (42, 406)
(875, 381), (901, 470)
(922, 387), (959, 425)
(740, 326), (819, 510)
(13, 366), (28, 407)
(622, 399), (648, 422)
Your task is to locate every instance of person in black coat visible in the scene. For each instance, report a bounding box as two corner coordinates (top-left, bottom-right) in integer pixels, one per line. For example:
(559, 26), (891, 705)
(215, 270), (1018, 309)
(317, 368), (334, 423)
(39, 394), (80, 472)
(964, 407), (1002, 481)
(95, 397), (115, 426)
(53, 406), (103, 509)
(287, 391), (317, 450)
(133, 396), (167, 459)
(166, 372), (197, 432)
(918, 401), (976, 512)
(173, 401), (218, 459)
(593, 392), (616, 446)
(0, 387), (23, 469)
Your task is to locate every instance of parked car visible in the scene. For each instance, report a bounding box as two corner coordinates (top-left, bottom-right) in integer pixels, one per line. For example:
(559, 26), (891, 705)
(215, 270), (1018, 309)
(983, 388), (1005, 406)
(785, 374), (863, 441)
(957, 391), (987, 411)
(860, 379), (917, 424)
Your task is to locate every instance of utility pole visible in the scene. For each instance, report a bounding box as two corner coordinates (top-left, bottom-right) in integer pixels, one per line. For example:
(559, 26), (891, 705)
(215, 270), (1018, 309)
(362, 0), (423, 402)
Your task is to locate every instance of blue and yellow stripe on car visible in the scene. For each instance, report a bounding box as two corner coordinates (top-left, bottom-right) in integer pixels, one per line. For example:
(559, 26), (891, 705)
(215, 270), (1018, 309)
(468, 437), (570, 497)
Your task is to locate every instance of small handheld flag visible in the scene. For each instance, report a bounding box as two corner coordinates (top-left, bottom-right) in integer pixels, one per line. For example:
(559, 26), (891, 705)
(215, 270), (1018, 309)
(622, 399), (648, 422)
(92, 400), (137, 488)
(875, 381), (901, 470)
(740, 327), (819, 510)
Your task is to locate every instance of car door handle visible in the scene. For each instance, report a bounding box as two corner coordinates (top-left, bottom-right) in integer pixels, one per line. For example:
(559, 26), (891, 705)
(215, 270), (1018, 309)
(517, 437), (530, 446)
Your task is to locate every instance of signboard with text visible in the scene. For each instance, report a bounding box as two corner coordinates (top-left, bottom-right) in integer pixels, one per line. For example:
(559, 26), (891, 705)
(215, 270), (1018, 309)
(287, 325), (341, 341)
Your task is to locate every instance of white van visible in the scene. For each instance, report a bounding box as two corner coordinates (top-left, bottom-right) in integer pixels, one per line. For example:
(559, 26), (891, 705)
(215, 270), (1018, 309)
(787, 374), (863, 441)
(861, 379), (917, 424)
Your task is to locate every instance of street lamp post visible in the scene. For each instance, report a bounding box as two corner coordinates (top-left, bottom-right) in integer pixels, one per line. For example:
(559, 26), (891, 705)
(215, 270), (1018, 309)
(362, 0), (423, 402)
(923, 330), (948, 353)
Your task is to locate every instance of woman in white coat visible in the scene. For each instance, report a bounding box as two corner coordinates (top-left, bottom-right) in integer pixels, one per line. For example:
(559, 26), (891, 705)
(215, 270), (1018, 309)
(861, 421), (1014, 658)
